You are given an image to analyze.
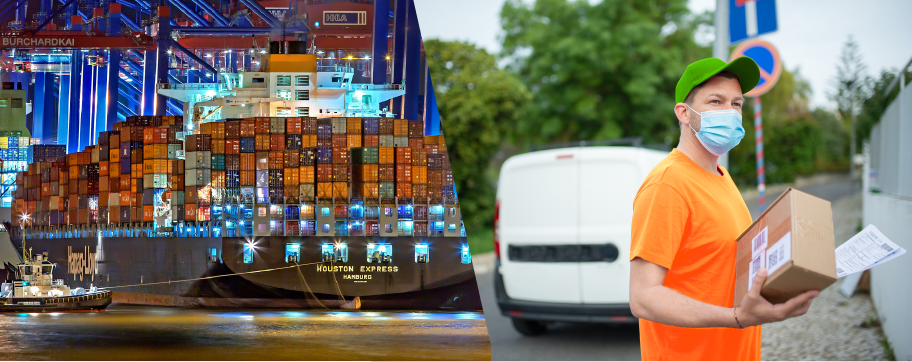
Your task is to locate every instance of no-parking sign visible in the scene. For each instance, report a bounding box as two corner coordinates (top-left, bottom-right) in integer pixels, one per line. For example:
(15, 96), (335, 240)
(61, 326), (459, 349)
(731, 39), (781, 97)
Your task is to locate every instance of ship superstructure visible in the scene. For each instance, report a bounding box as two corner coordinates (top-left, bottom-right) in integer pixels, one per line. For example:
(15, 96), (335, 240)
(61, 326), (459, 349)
(157, 41), (406, 133)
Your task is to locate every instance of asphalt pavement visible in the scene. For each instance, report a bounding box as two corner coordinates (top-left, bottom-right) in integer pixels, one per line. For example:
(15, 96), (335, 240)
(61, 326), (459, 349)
(475, 175), (861, 361)
(744, 176), (860, 219)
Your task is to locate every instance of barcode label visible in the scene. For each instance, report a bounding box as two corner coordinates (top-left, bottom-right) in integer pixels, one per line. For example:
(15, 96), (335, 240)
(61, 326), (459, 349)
(880, 244), (894, 253)
(748, 250), (766, 292)
(767, 232), (792, 276)
(769, 248), (779, 267)
(752, 226), (769, 258)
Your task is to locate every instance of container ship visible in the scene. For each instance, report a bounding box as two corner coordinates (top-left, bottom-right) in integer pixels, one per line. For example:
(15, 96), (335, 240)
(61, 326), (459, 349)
(4, 44), (480, 310)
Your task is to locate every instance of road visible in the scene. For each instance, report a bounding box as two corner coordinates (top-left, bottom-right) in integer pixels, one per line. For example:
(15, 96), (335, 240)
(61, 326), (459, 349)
(744, 176), (860, 219)
(476, 176), (861, 361)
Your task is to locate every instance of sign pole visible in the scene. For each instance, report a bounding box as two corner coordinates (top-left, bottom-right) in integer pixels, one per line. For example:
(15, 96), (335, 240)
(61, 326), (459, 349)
(714, 0), (730, 171)
(755, 96), (765, 212)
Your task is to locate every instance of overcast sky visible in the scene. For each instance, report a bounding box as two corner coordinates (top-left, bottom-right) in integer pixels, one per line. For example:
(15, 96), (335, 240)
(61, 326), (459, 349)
(415, 0), (912, 108)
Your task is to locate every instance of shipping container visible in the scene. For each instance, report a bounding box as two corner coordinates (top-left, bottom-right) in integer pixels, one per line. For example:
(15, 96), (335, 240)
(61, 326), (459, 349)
(394, 136), (409, 148)
(299, 166), (315, 184)
(332, 164), (350, 183)
(379, 118), (395, 135)
(379, 182), (395, 199)
(379, 135), (395, 148)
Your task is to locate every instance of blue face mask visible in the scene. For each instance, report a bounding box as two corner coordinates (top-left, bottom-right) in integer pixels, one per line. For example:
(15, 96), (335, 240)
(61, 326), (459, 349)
(685, 105), (745, 156)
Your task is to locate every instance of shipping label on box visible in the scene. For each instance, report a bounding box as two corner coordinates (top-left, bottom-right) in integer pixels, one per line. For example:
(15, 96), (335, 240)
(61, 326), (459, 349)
(734, 188), (837, 306)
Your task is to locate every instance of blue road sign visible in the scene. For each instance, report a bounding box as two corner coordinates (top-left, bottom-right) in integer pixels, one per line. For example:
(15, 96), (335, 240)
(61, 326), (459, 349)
(730, 0), (778, 44)
(731, 39), (781, 97)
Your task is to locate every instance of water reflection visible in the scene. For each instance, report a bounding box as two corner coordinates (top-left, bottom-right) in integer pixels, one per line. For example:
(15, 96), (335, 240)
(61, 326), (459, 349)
(0, 305), (490, 360)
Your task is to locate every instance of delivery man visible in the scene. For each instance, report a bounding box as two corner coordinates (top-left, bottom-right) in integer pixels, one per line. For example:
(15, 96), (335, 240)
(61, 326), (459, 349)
(628, 57), (820, 361)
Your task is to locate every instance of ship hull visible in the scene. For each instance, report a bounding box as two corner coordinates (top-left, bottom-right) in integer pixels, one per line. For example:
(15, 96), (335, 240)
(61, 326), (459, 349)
(20, 236), (481, 310)
(1, 291), (112, 313)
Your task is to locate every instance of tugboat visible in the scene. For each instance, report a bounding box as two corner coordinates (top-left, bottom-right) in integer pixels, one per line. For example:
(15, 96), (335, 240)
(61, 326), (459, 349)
(1, 247), (112, 313)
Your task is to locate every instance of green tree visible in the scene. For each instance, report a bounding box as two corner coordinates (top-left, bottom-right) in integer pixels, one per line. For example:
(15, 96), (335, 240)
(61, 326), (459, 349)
(856, 69), (910, 143)
(499, 0), (712, 146)
(829, 35), (867, 177)
(424, 40), (532, 233)
(727, 66), (846, 185)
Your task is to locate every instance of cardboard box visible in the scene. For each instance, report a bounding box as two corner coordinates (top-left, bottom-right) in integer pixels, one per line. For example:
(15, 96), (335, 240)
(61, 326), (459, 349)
(734, 188), (837, 307)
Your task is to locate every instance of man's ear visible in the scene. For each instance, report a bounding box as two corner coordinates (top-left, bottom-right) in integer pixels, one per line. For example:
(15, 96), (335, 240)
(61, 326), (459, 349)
(674, 103), (691, 126)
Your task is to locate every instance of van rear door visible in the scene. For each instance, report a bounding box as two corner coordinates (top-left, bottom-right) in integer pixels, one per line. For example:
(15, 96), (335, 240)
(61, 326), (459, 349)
(577, 148), (653, 304)
(498, 149), (581, 304)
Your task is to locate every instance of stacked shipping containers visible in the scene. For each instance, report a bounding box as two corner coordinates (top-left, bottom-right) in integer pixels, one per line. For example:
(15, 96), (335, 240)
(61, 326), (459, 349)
(1, 132), (40, 208)
(11, 116), (460, 238)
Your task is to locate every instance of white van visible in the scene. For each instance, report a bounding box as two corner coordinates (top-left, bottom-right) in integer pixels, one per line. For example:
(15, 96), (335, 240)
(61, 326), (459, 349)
(493, 146), (667, 335)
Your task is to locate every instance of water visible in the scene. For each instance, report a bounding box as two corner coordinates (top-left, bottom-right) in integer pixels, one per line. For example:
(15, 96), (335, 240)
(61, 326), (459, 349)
(0, 305), (490, 360)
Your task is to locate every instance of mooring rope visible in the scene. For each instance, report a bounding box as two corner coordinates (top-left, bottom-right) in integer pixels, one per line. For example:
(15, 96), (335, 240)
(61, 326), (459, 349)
(99, 261), (327, 289)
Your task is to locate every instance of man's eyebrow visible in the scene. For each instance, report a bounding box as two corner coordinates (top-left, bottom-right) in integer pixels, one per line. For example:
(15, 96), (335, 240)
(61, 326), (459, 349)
(704, 93), (744, 102)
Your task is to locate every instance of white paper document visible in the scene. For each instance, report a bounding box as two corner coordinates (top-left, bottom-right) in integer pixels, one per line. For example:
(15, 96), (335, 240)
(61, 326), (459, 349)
(835, 225), (906, 278)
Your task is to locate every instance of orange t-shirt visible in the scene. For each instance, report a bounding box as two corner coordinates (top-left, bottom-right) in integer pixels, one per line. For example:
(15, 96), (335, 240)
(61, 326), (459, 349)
(630, 148), (759, 361)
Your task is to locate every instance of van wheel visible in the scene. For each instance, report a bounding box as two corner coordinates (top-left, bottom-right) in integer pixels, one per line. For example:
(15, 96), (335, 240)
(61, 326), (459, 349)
(511, 318), (547, 336)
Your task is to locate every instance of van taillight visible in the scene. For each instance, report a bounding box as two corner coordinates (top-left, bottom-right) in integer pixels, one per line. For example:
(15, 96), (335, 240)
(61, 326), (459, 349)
(494, 199), (501, 260)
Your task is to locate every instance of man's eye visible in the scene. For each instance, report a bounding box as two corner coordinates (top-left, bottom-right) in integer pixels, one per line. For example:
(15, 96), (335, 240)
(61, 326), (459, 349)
(733, 102), (741, 107)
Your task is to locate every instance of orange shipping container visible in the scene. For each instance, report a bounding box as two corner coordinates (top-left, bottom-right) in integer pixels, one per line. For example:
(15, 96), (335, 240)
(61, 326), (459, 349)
(360, 182), (379, 199)
(255, 134), (270, 151)
(286, 118), (302, 134)
(411, 148), (428, 166)
(317, 183), (333, 198)
(408, 138), (424, 149)
(110, 148), (120, 162)
(255, 118), (270, 134)
(143, 128), (156, 144)
(185, 204), (198, 220)
(317, 164), (333, 182)
(346, 118), (362, 134)
(425, 144), (439, 155)
(347, 135), (361, 148)
(211, 171), (226, 188)
(303, 134), (317, 148)
(119, 177), (131, 190)
(211, 139), (226, 154)
(120, 191), (132, 206)
(240, 170), (255, 186)
(412, 166), (427, 184)
(225, 139), (240, 154)
(299, 166), (315, 184)
(379, 147), (395, 164)
(394, 119), (409, 137)
(285, 168), (299, 186)
(396, 147), (412, 164)
(332, 182), (348, 198)
(396, 164), (412, 181)
(240, 120), (256, 137)
(240, 153), (256, 170)
(143, 205), (154, 222)
(212, 122), (226, 139)
(270, 134), (285, 151)
(363, 135), (379, 147)
(99, 161), (109, 176)
(396, 182), (412, 199)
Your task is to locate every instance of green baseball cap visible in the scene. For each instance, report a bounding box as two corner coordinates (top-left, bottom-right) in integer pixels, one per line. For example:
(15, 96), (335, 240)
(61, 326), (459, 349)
(675, 57), (761, 103)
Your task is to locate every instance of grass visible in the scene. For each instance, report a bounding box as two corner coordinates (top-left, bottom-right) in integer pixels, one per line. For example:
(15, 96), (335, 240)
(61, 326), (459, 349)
(879, 337), (896, 361)
(466, 226), (494, 255)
